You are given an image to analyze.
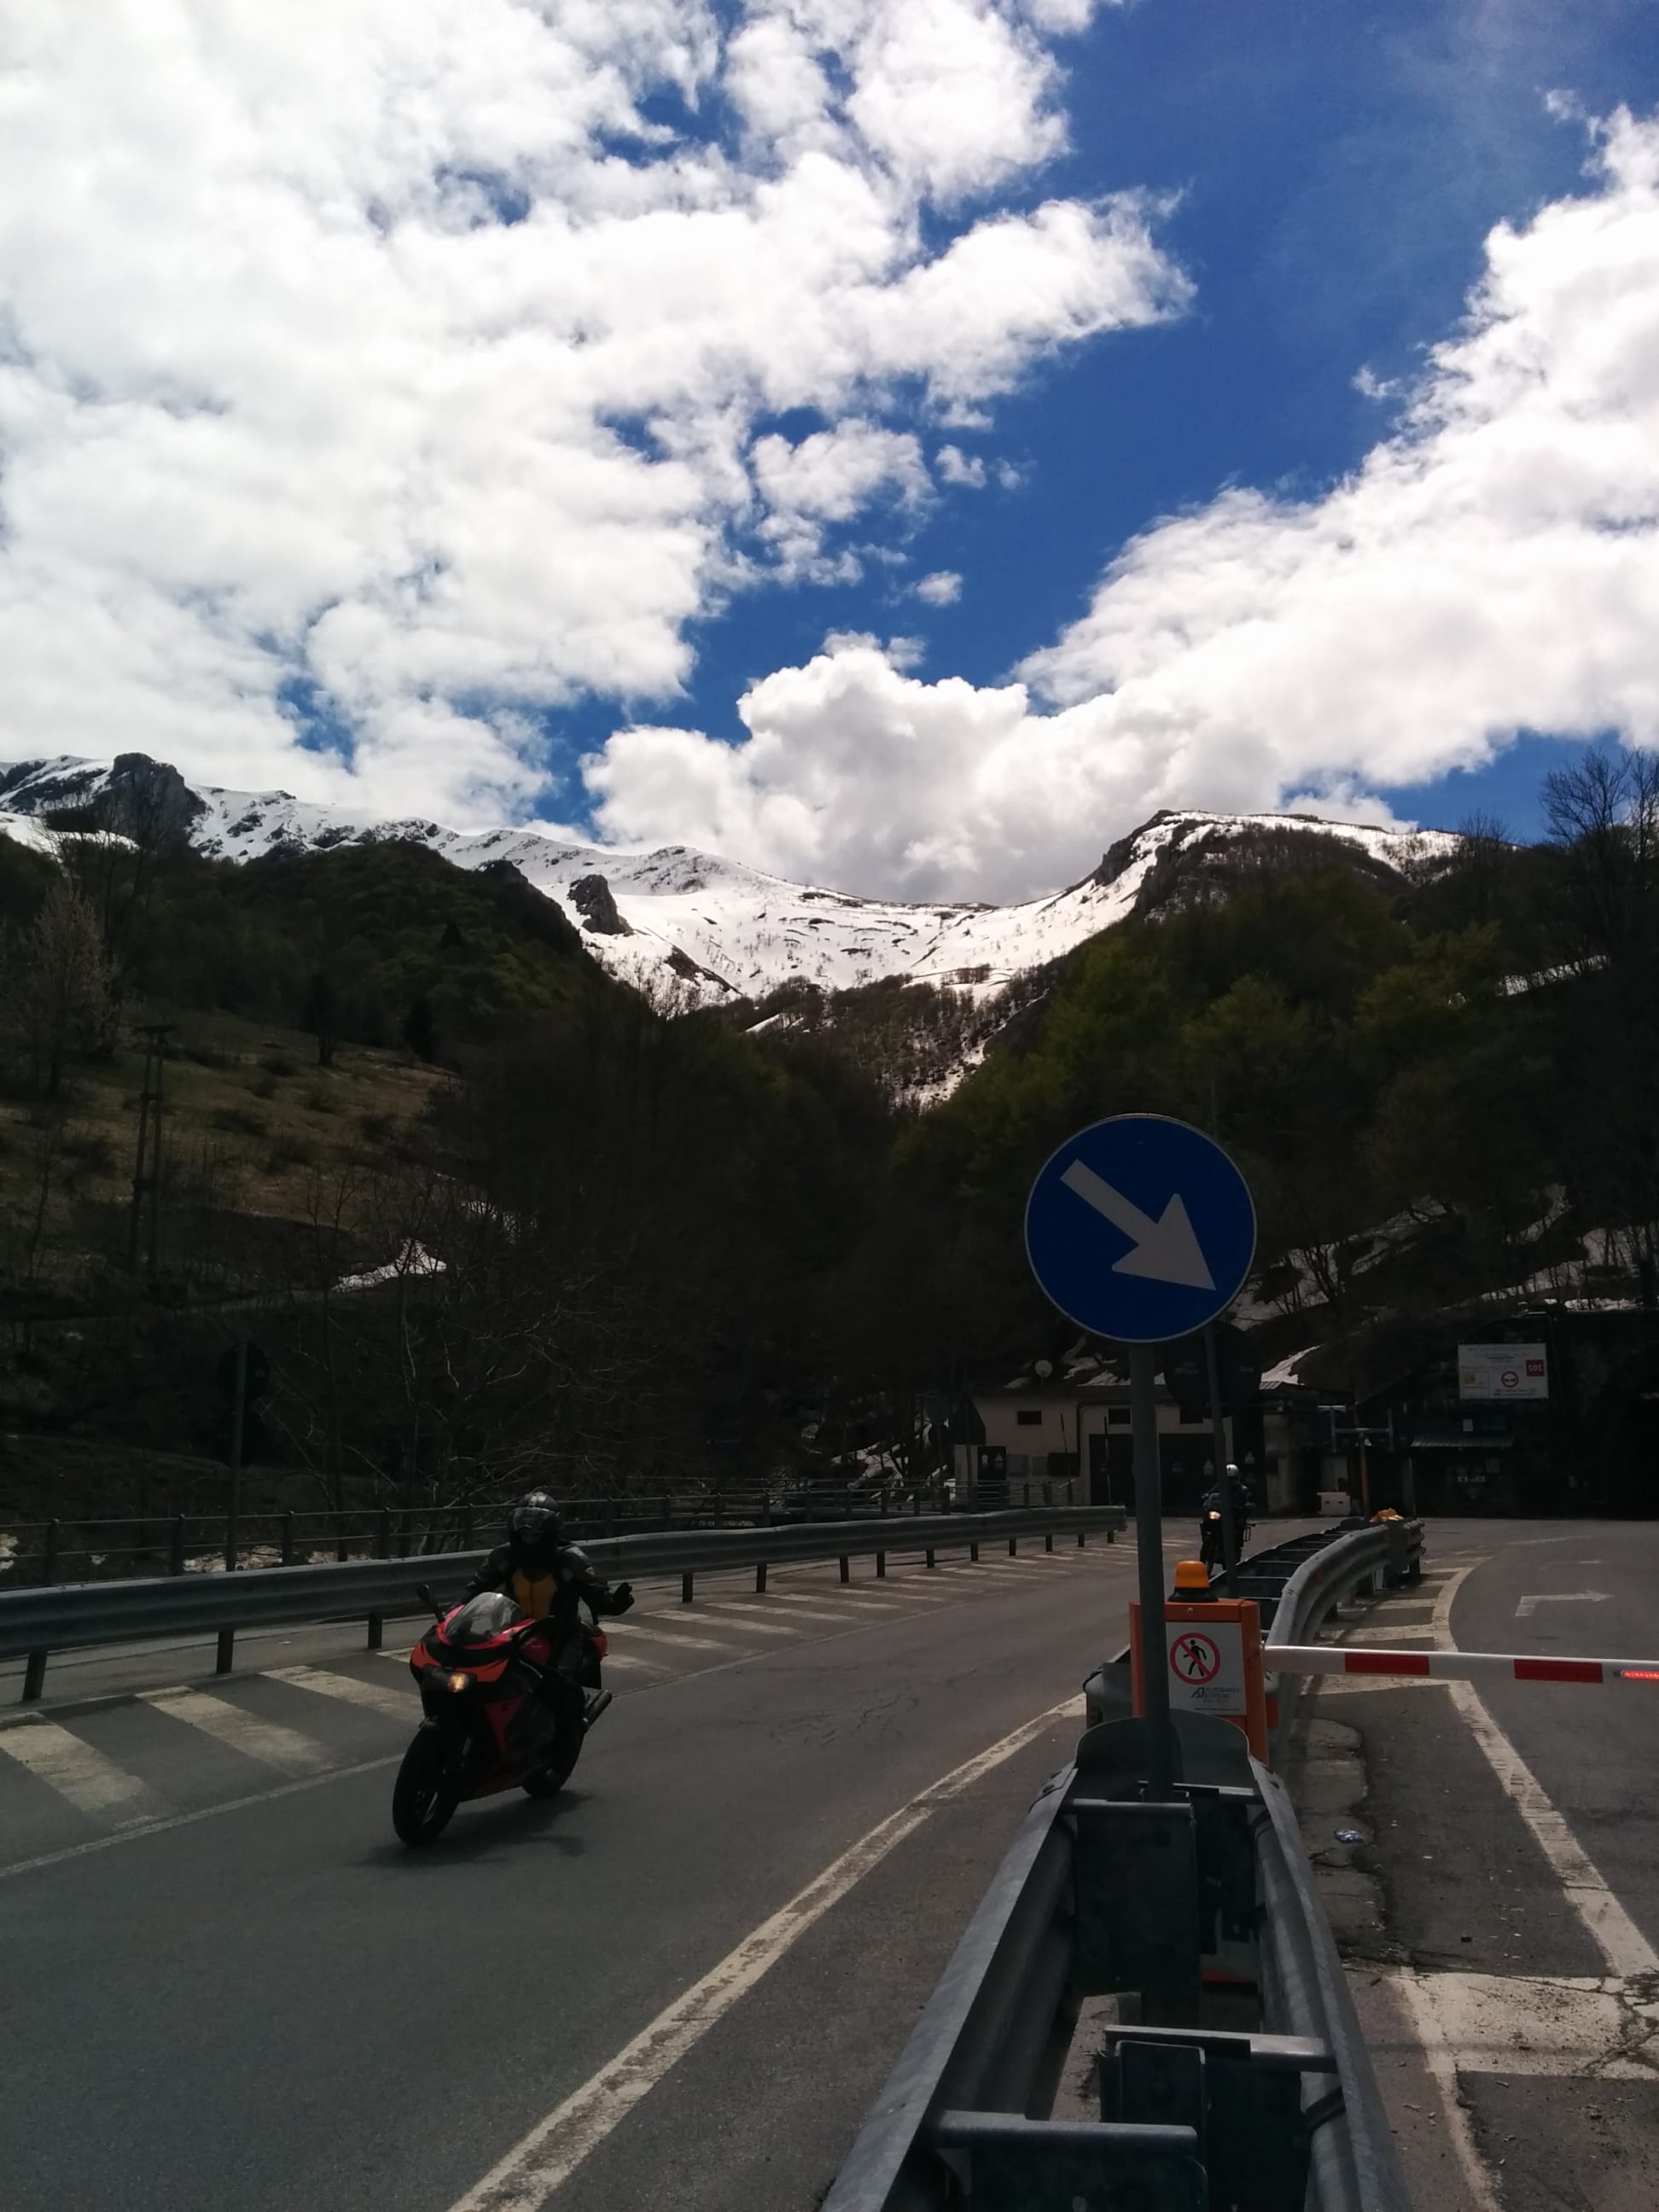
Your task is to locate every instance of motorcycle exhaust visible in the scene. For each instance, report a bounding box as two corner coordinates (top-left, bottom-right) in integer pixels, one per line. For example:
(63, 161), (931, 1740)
(584, 1689), (614, 1730)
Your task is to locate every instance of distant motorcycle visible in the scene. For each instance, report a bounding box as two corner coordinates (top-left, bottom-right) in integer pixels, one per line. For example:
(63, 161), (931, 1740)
(392, 1586), (612, 1847)
(1198, 1491), (1252, 1572)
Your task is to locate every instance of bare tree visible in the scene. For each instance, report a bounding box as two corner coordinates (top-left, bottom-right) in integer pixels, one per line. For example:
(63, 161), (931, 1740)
(0, 871), (117, 1096)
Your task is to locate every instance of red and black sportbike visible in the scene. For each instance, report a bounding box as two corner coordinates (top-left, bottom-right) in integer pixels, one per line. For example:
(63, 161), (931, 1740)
(392, 1585), (612, 1846)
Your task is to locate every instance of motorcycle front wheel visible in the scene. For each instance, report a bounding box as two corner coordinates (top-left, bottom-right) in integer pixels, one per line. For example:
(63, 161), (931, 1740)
(522, 1733), (582, 1798)
(393, 1726), (460, 1846)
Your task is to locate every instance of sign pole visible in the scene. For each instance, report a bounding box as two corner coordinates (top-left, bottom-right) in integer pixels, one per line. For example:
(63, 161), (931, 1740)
(1130, 1342), (1173, 1801)
(1202, 1322), (1237, 1576)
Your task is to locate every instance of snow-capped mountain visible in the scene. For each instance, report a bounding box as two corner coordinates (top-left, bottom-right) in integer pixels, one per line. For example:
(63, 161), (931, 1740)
(0, 752), (1457, 1010)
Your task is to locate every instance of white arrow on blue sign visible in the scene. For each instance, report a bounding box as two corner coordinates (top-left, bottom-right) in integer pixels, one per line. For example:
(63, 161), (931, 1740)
(1024, 1114), (1257, 1343)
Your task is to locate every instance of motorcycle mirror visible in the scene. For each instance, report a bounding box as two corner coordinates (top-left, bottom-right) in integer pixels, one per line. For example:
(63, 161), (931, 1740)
(416, 1581), (443, 1620)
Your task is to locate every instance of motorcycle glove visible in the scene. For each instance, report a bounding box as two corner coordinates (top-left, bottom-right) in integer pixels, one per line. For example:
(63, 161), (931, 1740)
(609, 1581), (635, 1614)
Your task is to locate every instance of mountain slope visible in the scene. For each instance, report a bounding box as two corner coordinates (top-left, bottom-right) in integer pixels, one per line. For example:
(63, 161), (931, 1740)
(0, 752), (1458, 1018)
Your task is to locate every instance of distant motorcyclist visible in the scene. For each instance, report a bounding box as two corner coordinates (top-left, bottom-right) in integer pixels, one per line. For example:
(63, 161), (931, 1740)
(1197, 1463), (1253, 1570)
(466, 1491), (633, 1749)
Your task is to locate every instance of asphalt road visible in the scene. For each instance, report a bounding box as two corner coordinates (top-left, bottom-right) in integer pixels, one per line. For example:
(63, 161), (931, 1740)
(1303, 1518), (1659, 2212)
(0, 1522), (1218, 2212)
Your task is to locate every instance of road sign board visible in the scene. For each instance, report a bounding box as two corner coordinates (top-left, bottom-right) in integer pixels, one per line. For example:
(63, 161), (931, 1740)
(1024, 1115), (1257, 1343)
(1458, 1342), (1548, 1401)
(1166, 1615), (1246, 1715)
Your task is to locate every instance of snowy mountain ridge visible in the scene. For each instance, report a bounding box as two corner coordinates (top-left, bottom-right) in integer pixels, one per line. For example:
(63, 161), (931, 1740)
(0, 752), (1458, 1009)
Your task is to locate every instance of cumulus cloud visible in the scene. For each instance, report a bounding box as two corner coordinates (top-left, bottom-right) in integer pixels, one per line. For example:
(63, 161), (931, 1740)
(0, 0), (1184, 821)
(915, 570), (963, 604)
(936, 443), (988, 486)
(588, 108), (1659, 898)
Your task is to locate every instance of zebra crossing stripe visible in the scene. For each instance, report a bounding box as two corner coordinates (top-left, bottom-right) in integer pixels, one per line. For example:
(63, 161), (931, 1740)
(142, 1686), (329, 1773)
(266, 1666), (415, 1719)
(0, 1720), (164, 1827)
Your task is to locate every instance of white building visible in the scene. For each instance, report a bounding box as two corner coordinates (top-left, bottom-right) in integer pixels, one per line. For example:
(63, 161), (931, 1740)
(974, 1353), (1238, 1510)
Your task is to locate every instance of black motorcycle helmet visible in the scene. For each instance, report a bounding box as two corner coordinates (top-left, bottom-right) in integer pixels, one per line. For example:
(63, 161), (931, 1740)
(508, 1489), (562, 1569)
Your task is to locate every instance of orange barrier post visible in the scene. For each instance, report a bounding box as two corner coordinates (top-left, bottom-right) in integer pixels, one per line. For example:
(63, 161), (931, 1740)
(1131, 1561), (1267, 1761)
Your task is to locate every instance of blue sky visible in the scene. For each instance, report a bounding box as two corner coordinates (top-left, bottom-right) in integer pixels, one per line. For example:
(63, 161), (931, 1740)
(3, 2), (1658, 897)
(666, 0), (1659, 852)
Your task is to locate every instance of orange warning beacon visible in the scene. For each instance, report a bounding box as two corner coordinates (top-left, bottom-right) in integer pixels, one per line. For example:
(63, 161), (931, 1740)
(1131, 1567), (1268, 1762)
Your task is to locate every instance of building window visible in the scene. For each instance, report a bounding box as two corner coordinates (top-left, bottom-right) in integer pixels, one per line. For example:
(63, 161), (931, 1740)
(1016, 1408), (1044, 1426)
(1108, 1406), (1131, 1426)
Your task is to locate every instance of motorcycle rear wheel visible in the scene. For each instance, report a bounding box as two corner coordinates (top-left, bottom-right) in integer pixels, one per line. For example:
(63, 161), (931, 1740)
(393, 1728), (460, 1846)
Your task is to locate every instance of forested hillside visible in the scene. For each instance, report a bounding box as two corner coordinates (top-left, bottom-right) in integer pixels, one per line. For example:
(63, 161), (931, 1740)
(0, 747), (1653, 1528)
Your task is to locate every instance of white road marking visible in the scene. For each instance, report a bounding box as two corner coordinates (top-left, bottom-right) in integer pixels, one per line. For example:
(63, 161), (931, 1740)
(1433, 1569), (1659, 1979)
(1388, 1967), (1659, 2080)
(141, 1687), (329, 1775)
(0, 1751), (404, 1883)
(1388, 1975), (1509, 2212)
(266, 1665), (415, 1719)
(445, 1693), (1087, 2212)
(1515, 1591), (1611, 1619)
(683, 1610), (799, 1637)
(612, 1625), (743, 1656)
(0, 1719), (165, 1827)
(1337, 1624), (1438, 1644)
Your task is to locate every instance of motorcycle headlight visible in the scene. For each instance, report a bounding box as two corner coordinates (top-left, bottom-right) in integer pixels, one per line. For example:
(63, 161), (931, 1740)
(444, 1670), (474, 1694)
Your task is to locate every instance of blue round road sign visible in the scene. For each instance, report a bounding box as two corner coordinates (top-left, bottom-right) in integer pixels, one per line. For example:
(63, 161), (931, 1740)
(1024, 1114), (1257, 1343)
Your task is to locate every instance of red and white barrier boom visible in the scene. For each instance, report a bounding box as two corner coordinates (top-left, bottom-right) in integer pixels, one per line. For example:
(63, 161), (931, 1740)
(1272, 1646), (1659, 1686)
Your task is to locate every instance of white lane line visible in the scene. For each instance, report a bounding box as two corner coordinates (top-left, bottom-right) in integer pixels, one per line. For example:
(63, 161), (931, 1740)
(142, 1687), (329, 1775)
(1434, 1569), (1659, 1979)
(598, 1650), (667, 1673)
(0, 1720), (166, 1828)
(0, 1751), (404, 1883)
(445, 1693), (1087, 2212)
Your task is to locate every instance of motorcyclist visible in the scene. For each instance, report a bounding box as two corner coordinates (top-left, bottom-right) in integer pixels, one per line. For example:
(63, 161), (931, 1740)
(1198, 1463), (1252, 1568)
(465, 1491), (634, 1753)
(1220, 1460), (1252, 1530)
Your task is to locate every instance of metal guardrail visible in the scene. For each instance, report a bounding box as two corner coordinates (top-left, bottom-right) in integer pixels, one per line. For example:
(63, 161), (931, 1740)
(1259, 1519), (1423, 1756)
(823, 1711), (1412, 2212)
(831, 1523), (1429, 2211)
(0, 1502), (1124, 1698)
(0, 1478), (1082, 1586)
(1083, 1519), (1426, 1757)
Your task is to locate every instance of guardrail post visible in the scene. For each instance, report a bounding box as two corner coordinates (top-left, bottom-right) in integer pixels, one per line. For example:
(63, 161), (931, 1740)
(1045, 1528), (1054, 1552)
(170, 1513), (186, 1576)
(876, 1550), (886, 1577)
(839, 1555), (849, 1583)
(366, 1507), (392, 1650)
(681, 1571), (694, 1604)
(925, 1545), (936, 1569)
(1043, 1480), (1051, 1505)
(281, 1511), (296, 1567)
(20, 1521), (59, 1702)
(755, 1561), (767, 1593)
(1077, 1525), (1086, 1547)
(969, 1540), (979, 1562)
(1008, 1534), (1017, 1556)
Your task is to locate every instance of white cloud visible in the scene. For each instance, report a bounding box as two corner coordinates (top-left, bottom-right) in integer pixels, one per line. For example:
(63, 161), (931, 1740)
(936, 443), (987, 486)
(915, 569), (963, 604)
(587, 108), (1659, 899)
(0, 0), (1184, 822)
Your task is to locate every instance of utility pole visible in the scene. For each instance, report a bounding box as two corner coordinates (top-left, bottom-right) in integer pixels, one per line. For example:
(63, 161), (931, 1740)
(126, 1023), (172, 1282)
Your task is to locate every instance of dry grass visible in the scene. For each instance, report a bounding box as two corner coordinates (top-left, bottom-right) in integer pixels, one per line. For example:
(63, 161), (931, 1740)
(0, 1007), (449, 1288)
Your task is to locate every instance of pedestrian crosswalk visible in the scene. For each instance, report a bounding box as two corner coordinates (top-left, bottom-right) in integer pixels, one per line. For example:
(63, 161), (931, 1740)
(0, 1547), (1125, 1866)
